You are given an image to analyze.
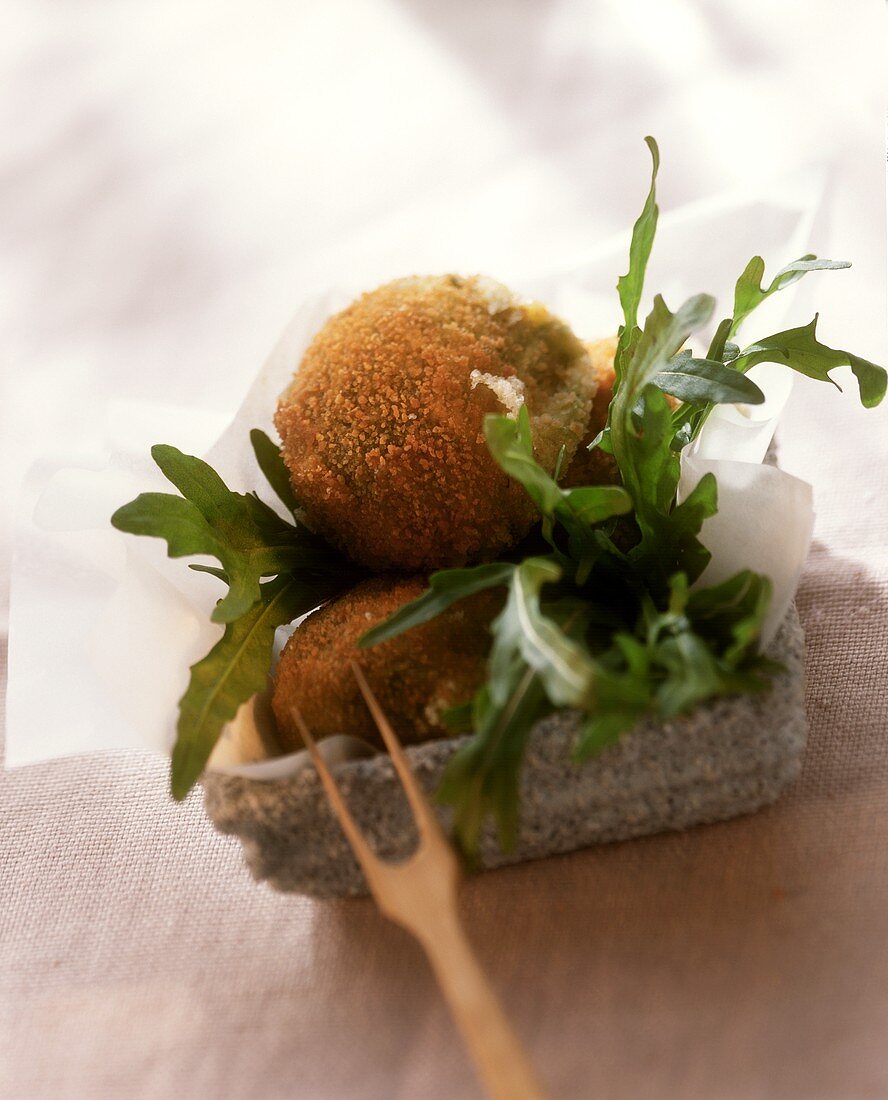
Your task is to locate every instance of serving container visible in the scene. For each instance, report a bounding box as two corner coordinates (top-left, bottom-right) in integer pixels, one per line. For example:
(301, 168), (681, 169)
(203, 605), (806, 898)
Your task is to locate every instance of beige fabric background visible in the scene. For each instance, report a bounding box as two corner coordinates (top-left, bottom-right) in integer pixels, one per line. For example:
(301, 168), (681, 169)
(2, 2), (887, 1097)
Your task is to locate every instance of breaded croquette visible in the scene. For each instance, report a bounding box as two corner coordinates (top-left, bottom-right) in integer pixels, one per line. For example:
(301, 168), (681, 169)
(272, 576), (500, 753)
(562, 335), (619, 488)
(275, 275), (595, 571)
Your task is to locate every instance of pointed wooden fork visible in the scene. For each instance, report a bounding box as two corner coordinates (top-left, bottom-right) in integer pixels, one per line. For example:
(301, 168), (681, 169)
(291, 662), (547, 1100)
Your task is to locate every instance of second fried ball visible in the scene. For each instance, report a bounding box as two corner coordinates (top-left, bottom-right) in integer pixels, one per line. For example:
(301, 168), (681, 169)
(272, 576), (500, 753)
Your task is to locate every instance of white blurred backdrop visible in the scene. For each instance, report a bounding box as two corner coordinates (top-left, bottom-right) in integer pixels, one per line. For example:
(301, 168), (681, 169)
(1, 0), (885, 627)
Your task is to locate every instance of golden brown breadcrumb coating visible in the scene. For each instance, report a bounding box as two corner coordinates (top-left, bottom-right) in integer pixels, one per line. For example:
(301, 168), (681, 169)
(275, 275), (594, 571)
(562, 335), (620, 488)
(272, 576), (500, 752)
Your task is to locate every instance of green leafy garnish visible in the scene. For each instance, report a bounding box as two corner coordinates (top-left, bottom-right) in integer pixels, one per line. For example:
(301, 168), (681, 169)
(361, 135), (885, 852)
(730, 255), (850, 338)
(113, 433), (360, 798)
(172, 572), (343, 798)
(483, 408), (632, 560)
(360, 561), (517, 647)
(614, 134), (660, 381)
(250, 428), (301, 516)
(672, 253), (886, 446)
(730, 316), (887, 408)
(112, 445), (319, 624)
(653, 351), (765, 406)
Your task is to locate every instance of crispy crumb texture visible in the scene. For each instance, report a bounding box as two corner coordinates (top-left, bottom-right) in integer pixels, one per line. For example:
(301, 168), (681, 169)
(272, 576), (499, 752)
(469, 370), (526, 418)
(562, 335), (619, 488)
(275, 275), (593, 570)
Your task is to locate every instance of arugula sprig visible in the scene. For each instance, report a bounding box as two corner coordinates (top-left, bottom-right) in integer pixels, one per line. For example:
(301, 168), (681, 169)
(171, 571), (343, 798)
(362, 136), (886, 854)
(730, 255), (850, 338)
(113, 431), (361, 797)
(672, 251), (887, 446)
(361, 398), (773, 852)
(361, 392), (767, 852)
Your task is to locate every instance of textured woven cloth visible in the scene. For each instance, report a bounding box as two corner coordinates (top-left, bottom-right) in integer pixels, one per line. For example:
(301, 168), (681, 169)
(2, 2), (886, 1098)
(2, 543), (887, 1100)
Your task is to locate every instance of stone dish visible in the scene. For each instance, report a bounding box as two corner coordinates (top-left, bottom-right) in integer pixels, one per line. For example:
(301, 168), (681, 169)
(202, 606), (807, 898)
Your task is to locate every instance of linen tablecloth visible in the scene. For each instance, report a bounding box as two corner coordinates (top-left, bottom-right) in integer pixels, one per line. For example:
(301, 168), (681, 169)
(2, 3), (886, 1096)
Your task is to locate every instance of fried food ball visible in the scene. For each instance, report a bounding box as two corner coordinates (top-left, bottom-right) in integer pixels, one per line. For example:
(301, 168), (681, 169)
(272, 576), (500, 753)
(275, 275), (594, 571)
(562, 335), (619, 488)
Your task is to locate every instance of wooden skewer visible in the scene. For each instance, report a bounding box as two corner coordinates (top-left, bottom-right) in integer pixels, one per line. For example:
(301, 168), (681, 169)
(290, 663), (548, 1100)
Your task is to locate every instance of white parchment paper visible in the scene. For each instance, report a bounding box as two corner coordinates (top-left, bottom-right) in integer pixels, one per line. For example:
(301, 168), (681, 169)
(5, 178), (826, 773)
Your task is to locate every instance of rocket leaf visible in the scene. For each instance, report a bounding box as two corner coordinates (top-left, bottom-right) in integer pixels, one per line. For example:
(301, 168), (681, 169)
(112, 438), (360, 797)
(732, 316), (887, 408)
(171, 572), (342, 799)
(730, 254), (850, 338)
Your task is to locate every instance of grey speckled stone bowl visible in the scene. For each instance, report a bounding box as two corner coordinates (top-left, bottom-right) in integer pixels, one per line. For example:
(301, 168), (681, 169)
(202, 606), (807, 898)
